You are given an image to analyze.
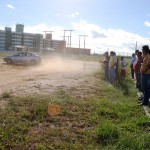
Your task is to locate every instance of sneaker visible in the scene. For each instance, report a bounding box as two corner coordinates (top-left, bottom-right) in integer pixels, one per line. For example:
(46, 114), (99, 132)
(138, 103), (148, 106)
(138, 97), (144, 100)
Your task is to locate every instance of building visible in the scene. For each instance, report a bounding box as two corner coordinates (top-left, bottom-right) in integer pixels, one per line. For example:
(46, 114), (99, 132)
(0, 24), (44, 52)
(11, 32), (22, 47)
(33, 34), (43, 52)
(5, 27), (12, 50)
(16, 24), (24, 33)
(43, 33), (66, 54)
(0, 24), (91, 55)
(22, 33), (34, 49)
(0, 30), (5, 50)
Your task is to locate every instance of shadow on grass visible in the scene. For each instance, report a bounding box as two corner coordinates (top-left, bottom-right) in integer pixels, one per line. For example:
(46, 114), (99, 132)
(115, 79), (129, 95)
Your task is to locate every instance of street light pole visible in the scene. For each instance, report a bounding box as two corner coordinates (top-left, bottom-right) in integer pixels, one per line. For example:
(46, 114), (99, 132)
(78, 35), (88, 49)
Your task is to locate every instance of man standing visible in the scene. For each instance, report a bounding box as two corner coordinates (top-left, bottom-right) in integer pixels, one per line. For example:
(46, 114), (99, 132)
(139, 45), (150, 106)
(108, 51), (117, 84)
(130, 53), (137, 79)
(103, 51), (110, 80)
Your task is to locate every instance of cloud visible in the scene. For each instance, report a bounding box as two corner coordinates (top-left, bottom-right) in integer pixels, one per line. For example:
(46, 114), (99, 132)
(6, 4), (15, 9)
(68, 12), (79, 18)
(24, 23), (64, 40)
(91, 30), (107, 38)
(144, 21), (150, 26)
(70, 20), (150, 55)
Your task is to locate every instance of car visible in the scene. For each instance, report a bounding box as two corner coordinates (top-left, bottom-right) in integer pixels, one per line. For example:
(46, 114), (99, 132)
(3, 51), (41, 65)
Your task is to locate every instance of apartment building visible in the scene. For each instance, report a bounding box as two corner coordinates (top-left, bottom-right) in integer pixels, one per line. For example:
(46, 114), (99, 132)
(11, 32), (22, 47)
(33, 34), (43, 52)
(0, 24), (44, 52)
(16, 24), (24, 33)
(0, 30), (5, 50)
(22, 33), (34, 48)
(43, 33), (66, 53)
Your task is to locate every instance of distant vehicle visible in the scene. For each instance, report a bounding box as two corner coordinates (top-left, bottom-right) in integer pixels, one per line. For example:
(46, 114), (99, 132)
(3, 51), (41, 65)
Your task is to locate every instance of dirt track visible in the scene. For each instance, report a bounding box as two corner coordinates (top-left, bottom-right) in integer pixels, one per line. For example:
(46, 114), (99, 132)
(0, 56), (100, 97)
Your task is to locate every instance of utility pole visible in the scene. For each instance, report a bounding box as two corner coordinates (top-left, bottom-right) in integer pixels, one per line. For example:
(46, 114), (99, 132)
(78, 35), (88, 49)
(135, 41), (137, 50)
(78, 35), (81, 48)
(42, 31), (53, 38)
(69, 30), (73, 48)
(62, 30), (74, 48)
(78, 35), (88, 69)
(66, 36), (70, 47)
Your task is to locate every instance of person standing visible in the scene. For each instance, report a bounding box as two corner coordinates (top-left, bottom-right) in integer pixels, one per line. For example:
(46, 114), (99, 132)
(130, 53), (137, 79)
(108, 51), (117, 84)
(103, 51), (110, 80)
(133, 51), (143, 91)
(120, 56), (128, 78)
(139, 45), (150, 106)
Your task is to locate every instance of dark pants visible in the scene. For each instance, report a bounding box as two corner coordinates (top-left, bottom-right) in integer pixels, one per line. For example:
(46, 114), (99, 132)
(130, 64), (134, 79)
(104, 65), (109, 80)
(141, 74), (150, 105)
(135, 72), (142, 91)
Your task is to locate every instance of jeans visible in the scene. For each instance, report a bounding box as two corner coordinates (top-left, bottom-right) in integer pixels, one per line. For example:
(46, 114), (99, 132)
(109, 68), (116, 83)
(141, 74), (150, 105)
(130, 64), (134, 79)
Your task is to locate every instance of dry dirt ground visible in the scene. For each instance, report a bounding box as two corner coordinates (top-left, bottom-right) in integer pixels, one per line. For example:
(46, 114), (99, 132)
(0, 56), (100, 98)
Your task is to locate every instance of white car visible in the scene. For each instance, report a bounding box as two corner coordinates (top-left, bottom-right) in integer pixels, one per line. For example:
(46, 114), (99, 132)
(3, 51), (41, 65)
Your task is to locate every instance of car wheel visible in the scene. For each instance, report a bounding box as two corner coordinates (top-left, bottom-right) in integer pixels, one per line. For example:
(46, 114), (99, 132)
(38, 58), (41, 64)
(7, 59), (12, 64)
(30, 60), (36, 65)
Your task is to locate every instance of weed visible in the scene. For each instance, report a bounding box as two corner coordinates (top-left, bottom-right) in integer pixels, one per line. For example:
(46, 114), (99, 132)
(37, 144), (47, 150)
(96, 120), (119, 145)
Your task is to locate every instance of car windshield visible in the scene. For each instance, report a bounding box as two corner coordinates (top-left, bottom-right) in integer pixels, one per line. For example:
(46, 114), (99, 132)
(12, 52), (38, 57)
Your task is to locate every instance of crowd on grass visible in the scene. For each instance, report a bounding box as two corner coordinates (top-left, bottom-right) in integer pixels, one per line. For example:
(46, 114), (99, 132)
(102, 45), (150, 106)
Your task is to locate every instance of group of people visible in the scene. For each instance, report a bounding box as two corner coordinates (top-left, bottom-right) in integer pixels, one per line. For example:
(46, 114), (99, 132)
(103, 51), (128, 84)
(103, 45), (150, 106)
(130, 45), (150, 106)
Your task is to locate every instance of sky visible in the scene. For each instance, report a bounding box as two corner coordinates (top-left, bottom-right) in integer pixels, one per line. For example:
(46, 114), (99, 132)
(1, 0), (150, 55)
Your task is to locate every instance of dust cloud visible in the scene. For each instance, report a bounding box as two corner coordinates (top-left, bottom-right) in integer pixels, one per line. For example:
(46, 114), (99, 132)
(33, 56), (92, 73)
(0, 55), (100, 96)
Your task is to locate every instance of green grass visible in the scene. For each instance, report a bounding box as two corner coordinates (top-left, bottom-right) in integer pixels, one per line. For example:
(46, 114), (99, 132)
(0, 56), (150, 149)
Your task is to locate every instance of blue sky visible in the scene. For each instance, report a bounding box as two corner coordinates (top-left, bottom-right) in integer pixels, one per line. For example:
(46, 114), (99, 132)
(1, 0), (150, 55)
